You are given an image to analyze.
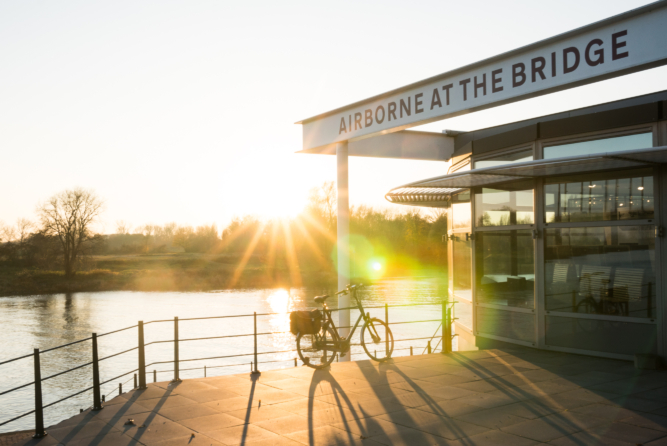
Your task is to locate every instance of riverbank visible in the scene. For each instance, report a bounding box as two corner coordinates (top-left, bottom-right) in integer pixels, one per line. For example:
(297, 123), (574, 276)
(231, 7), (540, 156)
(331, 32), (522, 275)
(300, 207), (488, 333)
(0, 253), (446, 297)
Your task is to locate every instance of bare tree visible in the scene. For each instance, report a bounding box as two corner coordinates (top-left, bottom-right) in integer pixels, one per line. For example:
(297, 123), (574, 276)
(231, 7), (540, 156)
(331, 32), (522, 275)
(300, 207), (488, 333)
(115, 220), (132, 235)
(320, 181), (337, 231)
(15, 218), (34, 244)
(37, 188), (104, 278)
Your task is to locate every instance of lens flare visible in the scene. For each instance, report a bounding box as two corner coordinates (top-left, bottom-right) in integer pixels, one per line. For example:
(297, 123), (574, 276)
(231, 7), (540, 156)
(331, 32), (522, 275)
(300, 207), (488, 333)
(373, 262), (382, 271)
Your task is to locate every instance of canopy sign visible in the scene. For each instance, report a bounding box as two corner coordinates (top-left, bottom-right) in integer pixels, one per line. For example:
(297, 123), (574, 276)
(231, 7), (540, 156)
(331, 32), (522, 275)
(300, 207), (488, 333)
(298, 1), (667, 151)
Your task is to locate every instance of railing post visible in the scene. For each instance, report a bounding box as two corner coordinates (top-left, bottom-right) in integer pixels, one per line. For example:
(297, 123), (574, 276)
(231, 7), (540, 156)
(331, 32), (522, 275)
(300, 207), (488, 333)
(92, 333), (103, 410)
(153, 370), (156, 383)
(385, 303), (389, 356)
(410, 346), (413, 356)
(134, 374), (137, 389)
(427, 340), (432, 354)
(204, 365), (207, 378)
(138, 321), (146, 389)
(32, 349), (46, 438)
(252, 312), (260, 375)
(119, 383), (122, 395)
(173, 317), (181, 382)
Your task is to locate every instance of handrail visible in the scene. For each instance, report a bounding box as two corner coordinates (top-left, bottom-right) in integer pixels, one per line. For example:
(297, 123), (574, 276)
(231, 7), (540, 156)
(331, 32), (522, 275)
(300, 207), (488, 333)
(0, 297), (455, 436)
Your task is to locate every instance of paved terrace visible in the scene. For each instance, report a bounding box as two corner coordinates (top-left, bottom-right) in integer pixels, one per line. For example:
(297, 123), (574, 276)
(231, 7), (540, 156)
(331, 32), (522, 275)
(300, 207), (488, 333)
(8, 346), (667, 446)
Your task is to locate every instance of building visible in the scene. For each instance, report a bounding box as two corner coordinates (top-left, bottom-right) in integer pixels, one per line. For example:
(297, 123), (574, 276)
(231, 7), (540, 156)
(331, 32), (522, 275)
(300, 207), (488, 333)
(386, 90), (666, 361)
(297, 1), (667, 363)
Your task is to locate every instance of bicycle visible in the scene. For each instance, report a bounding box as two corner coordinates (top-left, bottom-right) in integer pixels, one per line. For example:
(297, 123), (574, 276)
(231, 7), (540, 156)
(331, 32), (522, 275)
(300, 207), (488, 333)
(296, 284), (394, 369)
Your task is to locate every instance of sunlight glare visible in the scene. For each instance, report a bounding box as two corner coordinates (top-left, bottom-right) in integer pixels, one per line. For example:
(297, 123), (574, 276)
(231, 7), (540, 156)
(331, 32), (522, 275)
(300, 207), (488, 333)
(373, 262), (382, 271)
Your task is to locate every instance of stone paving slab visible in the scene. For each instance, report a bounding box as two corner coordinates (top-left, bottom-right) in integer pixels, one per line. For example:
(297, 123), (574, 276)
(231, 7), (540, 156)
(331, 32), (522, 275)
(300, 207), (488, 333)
(9, 346), (667, 446)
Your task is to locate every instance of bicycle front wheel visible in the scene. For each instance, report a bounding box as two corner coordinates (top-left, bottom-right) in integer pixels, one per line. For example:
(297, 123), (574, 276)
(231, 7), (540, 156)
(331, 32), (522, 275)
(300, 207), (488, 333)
(361, 317), (394, 362)
(296, 325), (337, 369)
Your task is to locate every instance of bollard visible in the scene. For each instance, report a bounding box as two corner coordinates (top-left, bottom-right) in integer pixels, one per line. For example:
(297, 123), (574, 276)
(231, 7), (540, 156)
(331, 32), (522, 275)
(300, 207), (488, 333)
(173, 317), (181, 382)
(251, 312), (260, 375)
(32, 349), (46, 438)
(153, 369), (156, 383)
(92, 333), (103, 410)
(385, 303), (389, 357)
(138, 321), (147, 389)
(134, 374), (137, 389)
(410, 346), (413, 356)
(427, 340), (432, 354)
(119, 383), (122, 395)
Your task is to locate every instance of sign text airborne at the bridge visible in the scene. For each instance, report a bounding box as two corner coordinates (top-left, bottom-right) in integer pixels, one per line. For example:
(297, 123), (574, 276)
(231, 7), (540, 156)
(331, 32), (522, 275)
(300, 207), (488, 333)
(298, 2), (667, 151)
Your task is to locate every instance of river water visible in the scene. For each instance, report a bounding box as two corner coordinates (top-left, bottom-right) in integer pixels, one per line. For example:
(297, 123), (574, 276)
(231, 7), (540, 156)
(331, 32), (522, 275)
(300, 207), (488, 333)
(0, 277), (451, 433)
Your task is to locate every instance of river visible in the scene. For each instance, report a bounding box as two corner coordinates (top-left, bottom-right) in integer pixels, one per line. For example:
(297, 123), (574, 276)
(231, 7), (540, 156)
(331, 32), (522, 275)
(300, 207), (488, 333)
(0, 277), (452, 433)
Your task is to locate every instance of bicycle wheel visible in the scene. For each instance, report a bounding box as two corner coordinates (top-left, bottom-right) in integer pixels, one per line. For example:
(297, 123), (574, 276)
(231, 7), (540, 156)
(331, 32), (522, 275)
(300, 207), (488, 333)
(296, 325), (337, 369)
(361, 317), (394, 362)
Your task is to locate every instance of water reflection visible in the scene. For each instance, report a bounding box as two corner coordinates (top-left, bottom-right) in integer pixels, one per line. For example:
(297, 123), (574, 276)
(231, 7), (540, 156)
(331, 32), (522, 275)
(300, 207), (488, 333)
(0, 278), (447, 433)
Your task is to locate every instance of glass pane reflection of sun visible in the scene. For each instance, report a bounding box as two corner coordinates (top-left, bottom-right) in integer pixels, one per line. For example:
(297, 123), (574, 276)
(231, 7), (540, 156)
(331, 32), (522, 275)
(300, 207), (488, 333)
(267, 289), (295, 361)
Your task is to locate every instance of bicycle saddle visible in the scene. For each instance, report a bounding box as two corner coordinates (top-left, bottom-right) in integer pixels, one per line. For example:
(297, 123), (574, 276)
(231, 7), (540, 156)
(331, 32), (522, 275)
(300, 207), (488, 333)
(314, 295), (329, 303)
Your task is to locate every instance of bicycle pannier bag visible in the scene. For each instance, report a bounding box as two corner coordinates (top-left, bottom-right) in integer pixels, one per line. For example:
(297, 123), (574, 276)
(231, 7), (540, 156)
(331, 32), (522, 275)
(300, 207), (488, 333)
(290, 310), (322, 335)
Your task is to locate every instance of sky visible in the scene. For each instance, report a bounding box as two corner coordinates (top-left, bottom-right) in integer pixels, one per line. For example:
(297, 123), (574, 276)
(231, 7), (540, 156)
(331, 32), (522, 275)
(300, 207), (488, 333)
(1, 0), (666, 233)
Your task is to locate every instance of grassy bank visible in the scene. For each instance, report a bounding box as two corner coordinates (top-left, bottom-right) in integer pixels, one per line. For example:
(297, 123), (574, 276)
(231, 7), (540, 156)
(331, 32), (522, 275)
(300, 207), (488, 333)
(0, 253), (446, 297)
(0, 253), (334, 297)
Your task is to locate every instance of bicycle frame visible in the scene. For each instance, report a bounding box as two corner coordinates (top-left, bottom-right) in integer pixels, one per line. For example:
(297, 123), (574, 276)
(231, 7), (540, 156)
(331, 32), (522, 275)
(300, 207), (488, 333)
(319, 287), (371, 353)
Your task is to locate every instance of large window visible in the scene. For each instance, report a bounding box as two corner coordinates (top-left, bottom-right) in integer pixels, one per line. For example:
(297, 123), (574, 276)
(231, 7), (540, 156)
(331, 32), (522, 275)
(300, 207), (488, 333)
(474, 148), (533, 169)
(475, 185), (534, 227)
(452, 190), (471, 229)
(544, 225), (656, 318)
(452, 236), (472, 301)
(475, 230), (534, 308)
(543, 132), (653, 159)
(544, 169), (654, 223)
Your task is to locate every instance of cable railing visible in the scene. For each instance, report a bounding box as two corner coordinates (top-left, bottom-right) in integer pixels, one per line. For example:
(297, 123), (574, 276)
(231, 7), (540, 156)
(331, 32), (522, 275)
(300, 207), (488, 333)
(0, 299), (456, 438)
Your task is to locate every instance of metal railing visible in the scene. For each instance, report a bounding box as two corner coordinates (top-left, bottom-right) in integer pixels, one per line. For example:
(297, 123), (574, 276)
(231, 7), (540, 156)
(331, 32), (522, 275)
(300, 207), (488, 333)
(0, 299), (456, 437)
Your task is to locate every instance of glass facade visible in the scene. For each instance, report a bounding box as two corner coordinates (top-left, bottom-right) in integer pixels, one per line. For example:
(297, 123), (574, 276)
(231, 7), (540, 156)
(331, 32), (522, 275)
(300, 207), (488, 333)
(545, 170), (654, 223)
(474, 148), (533, 169)
(440, 124), (661, 360)
(543, 132), (653, 159)
(475, 230), (534, 308)
(475, 187), (534, 226)
(545, 226), (656, 318)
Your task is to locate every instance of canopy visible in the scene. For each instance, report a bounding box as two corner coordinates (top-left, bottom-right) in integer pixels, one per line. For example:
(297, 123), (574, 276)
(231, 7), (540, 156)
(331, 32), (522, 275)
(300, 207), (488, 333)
(386, 146), (667, 205)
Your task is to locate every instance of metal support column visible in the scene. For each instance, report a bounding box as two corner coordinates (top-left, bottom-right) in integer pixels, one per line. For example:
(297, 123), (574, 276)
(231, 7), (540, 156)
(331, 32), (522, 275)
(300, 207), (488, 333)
(173, 317), (180, 382)
(92, 333), (103, 410)
(138, 321), (146, 389)
(32, 349), (46, 438)
(337, 141), (350, 361)
(252, 312), (260, 374)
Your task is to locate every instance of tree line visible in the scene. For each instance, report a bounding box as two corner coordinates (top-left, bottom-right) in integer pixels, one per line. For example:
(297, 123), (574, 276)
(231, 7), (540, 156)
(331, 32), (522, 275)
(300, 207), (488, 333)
(1, 183), (447, 279)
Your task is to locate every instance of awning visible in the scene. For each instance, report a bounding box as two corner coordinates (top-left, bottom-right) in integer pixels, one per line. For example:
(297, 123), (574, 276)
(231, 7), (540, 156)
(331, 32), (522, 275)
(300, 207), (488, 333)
(385, 186), (460, 207)
(386, 146), (667, 205)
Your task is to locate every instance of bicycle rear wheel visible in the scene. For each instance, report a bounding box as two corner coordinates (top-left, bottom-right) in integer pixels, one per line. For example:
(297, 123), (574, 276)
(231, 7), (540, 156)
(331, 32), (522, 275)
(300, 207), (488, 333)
(361, 317), (394, 362)
(296, 325), (337, 369)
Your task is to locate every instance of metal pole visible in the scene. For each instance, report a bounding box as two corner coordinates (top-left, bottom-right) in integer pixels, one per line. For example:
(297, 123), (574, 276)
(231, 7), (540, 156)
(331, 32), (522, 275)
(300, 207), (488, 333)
(138, 321), (146, 389)
(252, 312), (260, 374)
(427, 340), (432, 354)
(92, 333), (103, 410)
(410, 346), (413, 356)
(119, 383), (122, 395)
(204, 365), (207, 378)
(294, 358), (297, 367)
(385, 303), (389, 356)
(337, 142), (350, 360)
(32, 349), (46, 438)
(173, 317), (180, 382)
(134, 374), (137, 389)
(153, 370), (156, 383)
(446, 305), (453, 353)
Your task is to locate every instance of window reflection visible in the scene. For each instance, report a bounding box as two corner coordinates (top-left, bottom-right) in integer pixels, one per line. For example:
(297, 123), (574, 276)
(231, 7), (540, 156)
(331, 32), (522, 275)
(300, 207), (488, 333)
(545, 169), (654, 223)
(475, 187), (534, 227)
(475, 230), (534, 308)
(452, 236), (472, 301)
(544, 226), (656, 318)
(543, 132), (653, 159)
(474, 148), (533, 169)
(452, 190), (471, 229)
